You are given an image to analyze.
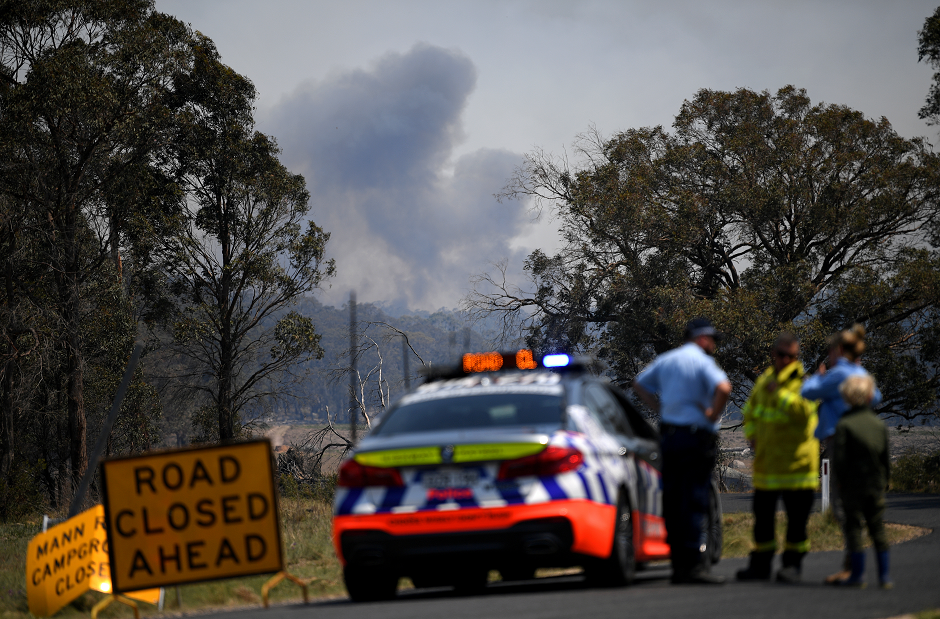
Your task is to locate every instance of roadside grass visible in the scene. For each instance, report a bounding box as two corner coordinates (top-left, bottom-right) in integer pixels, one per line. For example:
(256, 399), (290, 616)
(721, 509), (928, 558)
(0, 501), (931, 618)
(892, 447), (940, 493)
(0, 499), (347, 619)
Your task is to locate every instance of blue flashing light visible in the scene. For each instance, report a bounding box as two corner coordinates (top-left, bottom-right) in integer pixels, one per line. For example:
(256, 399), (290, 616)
(542, 354), (571, 368)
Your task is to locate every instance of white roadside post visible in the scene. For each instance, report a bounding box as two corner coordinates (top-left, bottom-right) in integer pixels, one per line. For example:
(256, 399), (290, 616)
(821, 458), (830, 513)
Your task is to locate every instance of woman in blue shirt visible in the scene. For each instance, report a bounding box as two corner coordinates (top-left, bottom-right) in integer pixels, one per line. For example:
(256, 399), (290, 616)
(802, 324), (882, 443)
(801, 323), (881, 583)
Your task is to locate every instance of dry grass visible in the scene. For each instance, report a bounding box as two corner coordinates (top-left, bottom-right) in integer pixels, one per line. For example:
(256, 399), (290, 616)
(1, 500), (932, 618)
(721, 509), (930, 558)
(0, 499), (346, 619)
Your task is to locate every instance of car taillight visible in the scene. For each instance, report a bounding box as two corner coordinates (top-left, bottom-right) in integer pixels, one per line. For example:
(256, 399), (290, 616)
(337, 459), (404, 487)
(497, 445), (584, 479)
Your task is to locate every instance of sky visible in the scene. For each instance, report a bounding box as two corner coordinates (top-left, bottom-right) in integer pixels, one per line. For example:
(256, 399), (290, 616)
(155, 0), (939, 313)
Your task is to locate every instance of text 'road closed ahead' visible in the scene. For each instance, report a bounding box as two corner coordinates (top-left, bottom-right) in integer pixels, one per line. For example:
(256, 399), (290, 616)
(101, 440), (283, 592)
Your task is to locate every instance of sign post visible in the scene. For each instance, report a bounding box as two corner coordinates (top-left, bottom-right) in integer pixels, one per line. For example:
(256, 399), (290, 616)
(101, 439), (283, 593)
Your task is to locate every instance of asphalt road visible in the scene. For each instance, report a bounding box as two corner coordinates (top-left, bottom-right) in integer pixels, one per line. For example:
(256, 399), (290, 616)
(219, 493), (940, 619)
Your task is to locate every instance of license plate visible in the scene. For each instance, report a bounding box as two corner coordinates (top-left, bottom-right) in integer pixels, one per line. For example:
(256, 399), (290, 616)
(422, 469), (479, 488)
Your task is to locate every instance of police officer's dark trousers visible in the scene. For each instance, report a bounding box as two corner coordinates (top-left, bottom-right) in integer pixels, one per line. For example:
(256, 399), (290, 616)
(660, 424), (717, 580)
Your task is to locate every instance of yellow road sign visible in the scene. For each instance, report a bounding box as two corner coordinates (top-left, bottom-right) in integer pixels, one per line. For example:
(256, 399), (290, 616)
(101, 440), (283, 592)
(26, 505), (160, 616)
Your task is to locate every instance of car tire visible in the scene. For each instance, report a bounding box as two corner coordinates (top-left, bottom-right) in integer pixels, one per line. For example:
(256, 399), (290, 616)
(585, 492), (635, 586)
(706, 478), (723, 565)
(343, 566), (398, 602)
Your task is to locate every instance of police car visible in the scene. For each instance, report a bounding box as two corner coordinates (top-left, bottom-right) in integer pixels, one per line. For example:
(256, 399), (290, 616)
(332, 351), (722, 601)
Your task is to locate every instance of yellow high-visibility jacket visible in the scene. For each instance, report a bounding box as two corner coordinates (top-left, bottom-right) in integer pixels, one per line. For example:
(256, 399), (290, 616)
(742, 361), (819, 490)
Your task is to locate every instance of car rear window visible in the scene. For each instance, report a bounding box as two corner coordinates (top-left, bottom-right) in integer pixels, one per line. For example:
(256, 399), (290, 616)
(373, 393), (565, 435)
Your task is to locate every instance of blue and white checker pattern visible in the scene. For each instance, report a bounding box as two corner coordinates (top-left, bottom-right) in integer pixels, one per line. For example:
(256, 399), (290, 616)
(335, 405), (649, 517)
(635, 459), (663, 517)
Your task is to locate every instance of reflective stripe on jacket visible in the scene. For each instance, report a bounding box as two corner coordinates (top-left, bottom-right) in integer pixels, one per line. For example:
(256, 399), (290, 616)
(742, 361), (819, 490)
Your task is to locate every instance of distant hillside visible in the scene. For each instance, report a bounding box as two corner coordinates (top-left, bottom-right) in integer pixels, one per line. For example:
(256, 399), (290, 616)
(152, 296), (511, 446)
(274, 297), (493, 425)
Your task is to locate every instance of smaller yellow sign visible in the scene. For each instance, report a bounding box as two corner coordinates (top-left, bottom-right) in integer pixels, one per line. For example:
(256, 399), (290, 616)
(26, 506), (160, 616)
(102, 440), (283, 593)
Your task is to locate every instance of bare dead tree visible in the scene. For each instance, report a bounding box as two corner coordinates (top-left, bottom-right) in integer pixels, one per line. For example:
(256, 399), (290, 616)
(328, 321), (428, 429)
(280, 322), (431, 492)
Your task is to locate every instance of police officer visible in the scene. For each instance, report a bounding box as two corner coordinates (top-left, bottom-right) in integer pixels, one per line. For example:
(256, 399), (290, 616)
(632, 317), (731, 585)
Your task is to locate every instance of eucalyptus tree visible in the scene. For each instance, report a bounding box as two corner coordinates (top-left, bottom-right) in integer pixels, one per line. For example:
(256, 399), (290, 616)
(153, 37), (335, 442)
(0, 0), (193, 485)
(467, 86), (940, 423)
(919, 5), (940, 125)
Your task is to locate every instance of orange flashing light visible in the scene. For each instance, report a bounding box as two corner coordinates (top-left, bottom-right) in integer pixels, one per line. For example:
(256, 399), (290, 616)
(516, 349), (537, 370)
(462, 349), (541, 373)
(463, 351), (504, 373)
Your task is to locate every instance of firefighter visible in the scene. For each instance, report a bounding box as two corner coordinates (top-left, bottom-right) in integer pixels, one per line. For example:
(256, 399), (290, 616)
(736, 332), (819, 583)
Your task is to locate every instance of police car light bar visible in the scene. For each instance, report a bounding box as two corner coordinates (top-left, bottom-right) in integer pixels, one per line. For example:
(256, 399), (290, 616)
(462, 349), (538, 373)
(423, 349), (586, 382)
(541, 353), (571, 368)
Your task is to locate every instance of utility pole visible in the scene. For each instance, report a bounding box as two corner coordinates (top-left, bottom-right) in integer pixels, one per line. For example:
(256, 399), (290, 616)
(402, 335), (411, 390)
(349, 292), (357, 445)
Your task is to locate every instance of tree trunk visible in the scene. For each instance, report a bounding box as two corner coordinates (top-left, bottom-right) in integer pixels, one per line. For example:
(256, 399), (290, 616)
(65, 298), (87, 489)
(218, 335), (234, 441)
(217, 199), (235, 442)
(56, 203), (87, 490)
(1, 228), (18, 482)
(109, 210), (123, 282)
(0, 360), (15, 481)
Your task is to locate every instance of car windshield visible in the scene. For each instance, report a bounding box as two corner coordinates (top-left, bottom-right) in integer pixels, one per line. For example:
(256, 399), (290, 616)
(372, 393), (564, 435)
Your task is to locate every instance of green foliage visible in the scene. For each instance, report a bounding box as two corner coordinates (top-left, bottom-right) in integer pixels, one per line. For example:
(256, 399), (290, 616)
(191, 404), (222, 445)
(470, 86), (940, 422)
(273, 312), (323, 361)
(892, 447), (940, 493)
(144, 35), (335, 442)
(919, 6), (940, 124)
(0, 0), (194, 496)
(0, 459), (45, 522)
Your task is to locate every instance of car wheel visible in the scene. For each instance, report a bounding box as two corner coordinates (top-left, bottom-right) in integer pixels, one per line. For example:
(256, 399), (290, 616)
(706, 478), (723, 565)
(343, 566), (398, 602)
(585, 492), (635, 586)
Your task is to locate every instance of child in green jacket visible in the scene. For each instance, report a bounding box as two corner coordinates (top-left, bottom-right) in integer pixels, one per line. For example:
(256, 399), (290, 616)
(832, 373), (891, 589)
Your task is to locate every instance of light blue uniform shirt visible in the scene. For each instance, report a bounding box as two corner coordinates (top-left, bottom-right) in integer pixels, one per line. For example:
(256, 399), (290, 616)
(634, 342), (729, 433)
(801, 357), (882, 440)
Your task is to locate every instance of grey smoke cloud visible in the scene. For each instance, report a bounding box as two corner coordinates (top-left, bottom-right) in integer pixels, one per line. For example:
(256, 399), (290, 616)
(261, 44), (529, 310)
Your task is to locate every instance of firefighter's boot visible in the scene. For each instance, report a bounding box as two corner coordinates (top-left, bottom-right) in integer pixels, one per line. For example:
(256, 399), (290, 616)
(776, 550), (805, 584)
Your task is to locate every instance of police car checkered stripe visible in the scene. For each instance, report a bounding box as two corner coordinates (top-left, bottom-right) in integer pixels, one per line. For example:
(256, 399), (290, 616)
(334, 428), (644, 515)
(636, 460), (663, 517)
